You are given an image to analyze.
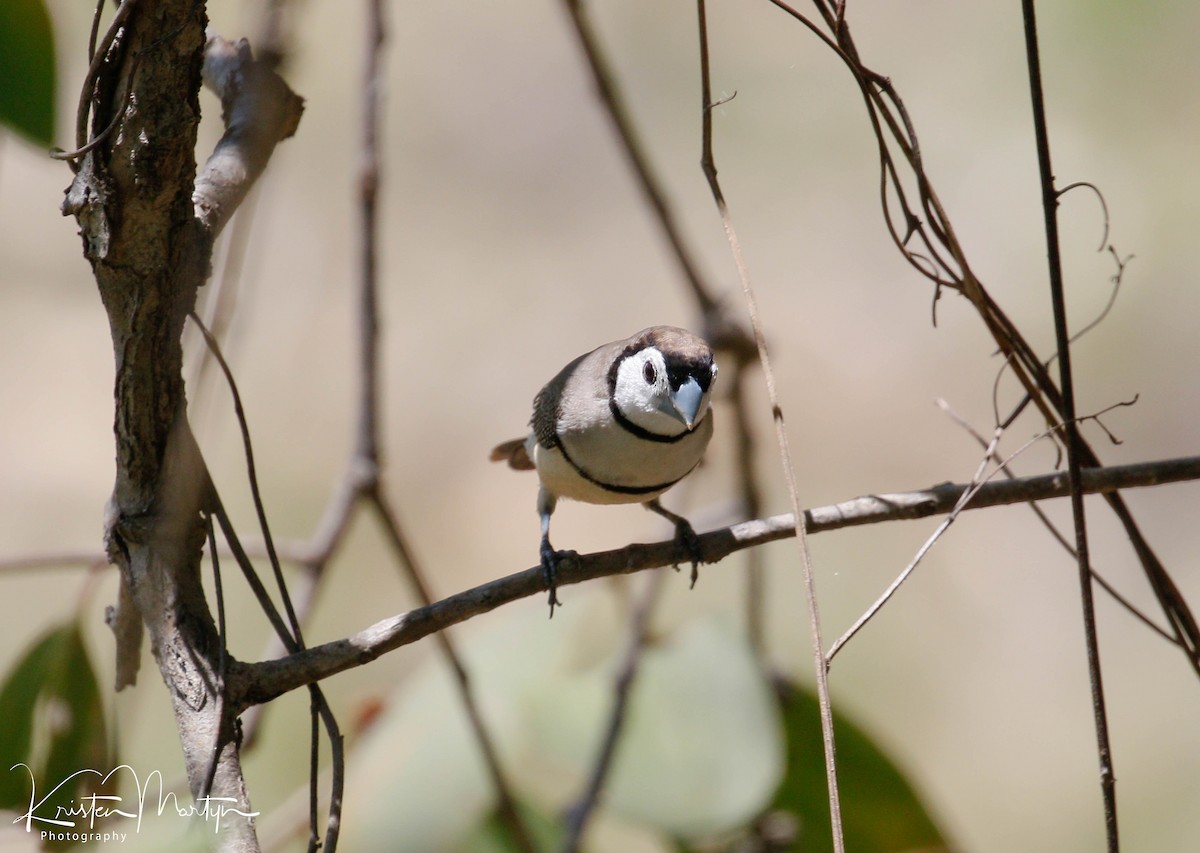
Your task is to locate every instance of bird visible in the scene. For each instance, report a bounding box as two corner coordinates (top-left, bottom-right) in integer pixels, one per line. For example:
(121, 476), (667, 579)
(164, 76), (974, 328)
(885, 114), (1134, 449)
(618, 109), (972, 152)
(491, 325), (718, 616)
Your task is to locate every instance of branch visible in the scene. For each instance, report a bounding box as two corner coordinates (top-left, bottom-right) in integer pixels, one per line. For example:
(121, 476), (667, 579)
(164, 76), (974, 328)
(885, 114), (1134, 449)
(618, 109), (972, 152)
(1021, 3), (1117, 844)
(936, 399), (1173, 643)
(767, 0), (1200, 680)
(194, 33), (304, 239)
(562, 572), (664, 851)
(696, 4), (844, 849)
(557, 0), (756, 364)
(230, 455), (1200, 708)
(60, 7), (305, 849)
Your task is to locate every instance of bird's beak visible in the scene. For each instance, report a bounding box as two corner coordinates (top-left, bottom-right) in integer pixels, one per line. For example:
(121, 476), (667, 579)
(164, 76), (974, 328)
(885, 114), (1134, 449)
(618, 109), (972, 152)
(665, 375), (705, 430)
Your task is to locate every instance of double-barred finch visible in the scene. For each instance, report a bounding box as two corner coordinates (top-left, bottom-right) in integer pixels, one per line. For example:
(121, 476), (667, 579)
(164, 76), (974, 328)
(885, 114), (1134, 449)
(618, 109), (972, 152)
(491, 326), (718, 615)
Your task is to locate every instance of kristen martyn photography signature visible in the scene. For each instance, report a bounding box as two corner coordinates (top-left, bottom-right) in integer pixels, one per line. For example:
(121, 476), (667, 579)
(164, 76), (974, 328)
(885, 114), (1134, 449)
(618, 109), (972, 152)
(7, 762), (260, 844)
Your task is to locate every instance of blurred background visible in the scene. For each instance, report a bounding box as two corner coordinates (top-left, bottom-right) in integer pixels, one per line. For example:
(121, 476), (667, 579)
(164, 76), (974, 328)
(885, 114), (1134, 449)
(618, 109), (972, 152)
(2, 1), (1199, 850)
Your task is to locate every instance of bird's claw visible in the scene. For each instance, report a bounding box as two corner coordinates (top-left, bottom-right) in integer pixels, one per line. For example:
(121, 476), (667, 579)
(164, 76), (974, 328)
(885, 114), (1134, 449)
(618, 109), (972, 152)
(539, 538), (573, 618)
(646, 499), (704, 589)
(671, 518), (703, 589)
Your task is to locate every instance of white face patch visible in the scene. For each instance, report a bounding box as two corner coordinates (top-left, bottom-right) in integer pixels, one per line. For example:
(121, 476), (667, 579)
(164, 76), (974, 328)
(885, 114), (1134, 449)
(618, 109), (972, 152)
(612, 346), (711, 436)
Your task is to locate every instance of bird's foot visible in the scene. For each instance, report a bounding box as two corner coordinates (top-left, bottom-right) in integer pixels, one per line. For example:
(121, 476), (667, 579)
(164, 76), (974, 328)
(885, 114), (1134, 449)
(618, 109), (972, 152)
(672, 518), (703, 589)
(539, 536), (574, 618)
(645, 499), (704, 588)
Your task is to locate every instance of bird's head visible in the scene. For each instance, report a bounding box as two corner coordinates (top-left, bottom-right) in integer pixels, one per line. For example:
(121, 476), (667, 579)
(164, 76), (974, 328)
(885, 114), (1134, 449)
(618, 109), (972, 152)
(610, 328), (718, 436)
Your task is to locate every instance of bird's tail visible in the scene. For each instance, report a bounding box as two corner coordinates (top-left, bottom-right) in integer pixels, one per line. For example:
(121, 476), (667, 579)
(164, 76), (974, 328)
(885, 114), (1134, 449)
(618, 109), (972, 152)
(489, 437), (535, 470)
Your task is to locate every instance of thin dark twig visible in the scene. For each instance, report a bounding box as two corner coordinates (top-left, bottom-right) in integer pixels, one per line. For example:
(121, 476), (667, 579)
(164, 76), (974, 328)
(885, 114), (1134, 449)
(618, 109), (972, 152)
(197, 511), (226, 803)
(189, 311), (343, 852)
(760, 0), (1200, 678)
(358, 0), (385, 473)
(189, 313), (305, 640)
(936, 398), (1172, 643)
(697, 3), (844, 851)
(562, 572), (664, 852)
(237, 428), (364, 751)
(357, 6), (532, 848)
(307, 693), (320, 853)
(1069, 251), (1128, 346)
(367, 492), (537, 853)
(210, 482), (345, 852)
(311, 693), (345, 853)
(211, 493), (296, 648)
(73, 0), (140, 158)
(730, 363), (767, 661)
(1057, 181), (1110, 251)
(51, 56), (141, 161)
(86, 0), (104, 61)
(1021, 2), (1117, 847)
(560, 0), (718, 314)
(828, 419), (1007, 662)
(828, 404), (1140, 661)
(989, 232), (1130, 426)
(188, 181), (263, 398)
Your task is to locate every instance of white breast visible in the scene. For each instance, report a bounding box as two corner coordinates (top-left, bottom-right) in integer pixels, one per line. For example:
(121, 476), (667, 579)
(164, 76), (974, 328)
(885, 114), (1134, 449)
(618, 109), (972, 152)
(532, 413), (713, 506)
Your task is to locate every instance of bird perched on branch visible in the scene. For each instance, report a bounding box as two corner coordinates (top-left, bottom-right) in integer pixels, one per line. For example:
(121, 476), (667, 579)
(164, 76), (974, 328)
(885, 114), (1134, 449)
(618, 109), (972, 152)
(491, 326), (718, 616)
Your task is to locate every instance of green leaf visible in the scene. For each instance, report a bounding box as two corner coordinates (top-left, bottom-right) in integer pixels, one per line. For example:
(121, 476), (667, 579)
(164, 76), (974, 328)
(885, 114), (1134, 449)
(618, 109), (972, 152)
(0, 620), (111, 841)
(0, 626), (61, 809)
(0, 0), (57, 147)
(769, 679), (950, 852)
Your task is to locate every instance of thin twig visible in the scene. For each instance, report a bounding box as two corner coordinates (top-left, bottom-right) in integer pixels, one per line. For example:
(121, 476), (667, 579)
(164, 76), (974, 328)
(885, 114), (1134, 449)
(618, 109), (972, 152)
(358, 0), (385, 474)
(210, 489), (345, 852)
(730, 362), (767, 661)
(560, 0), (718, 314)
(937, 399), (1172, 644)
(700, 2), (848, 846)
(241, 464), (363, 750)
(189, 313), (304, 640)
(71, 0), (139, 158)
(367, 492), (537, 853)
(51, 55), (139, 161)
(191, 312), (343, 852)
(187, 183), (262, 398)
(767, 0), (1200, 680)
(828, 425), (1004, 662)
(356, 6), (533, 848)
(562, 572), (665, 852)
(198, 511), (227, 803)
(1021, 2), (1117, 846)
(0, 550), (110, 572)
(826, 415), (1110, 661)
(1057, 180), (1111, 251)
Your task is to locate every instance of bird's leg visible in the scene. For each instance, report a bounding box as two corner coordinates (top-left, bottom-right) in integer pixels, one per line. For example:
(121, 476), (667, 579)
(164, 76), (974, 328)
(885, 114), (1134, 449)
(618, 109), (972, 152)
(538, 489), (569, 617)
(645, 498), (703, 588)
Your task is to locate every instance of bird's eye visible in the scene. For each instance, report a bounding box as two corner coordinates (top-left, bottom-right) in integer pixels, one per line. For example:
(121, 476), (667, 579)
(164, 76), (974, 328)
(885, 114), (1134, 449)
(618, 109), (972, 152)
(643, 361), (657, 384)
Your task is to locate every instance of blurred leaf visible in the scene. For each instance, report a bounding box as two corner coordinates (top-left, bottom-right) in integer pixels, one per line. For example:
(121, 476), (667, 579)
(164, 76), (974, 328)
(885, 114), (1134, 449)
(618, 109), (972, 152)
(599, 621), (785, 839)
(340, 601), (560, 853)
(770, 679), (949, 852)
(0, 620), (111, 845)
(0, 626), (60, 808)
(525, 618), (784, 840)
(0, 0), (57, 147)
